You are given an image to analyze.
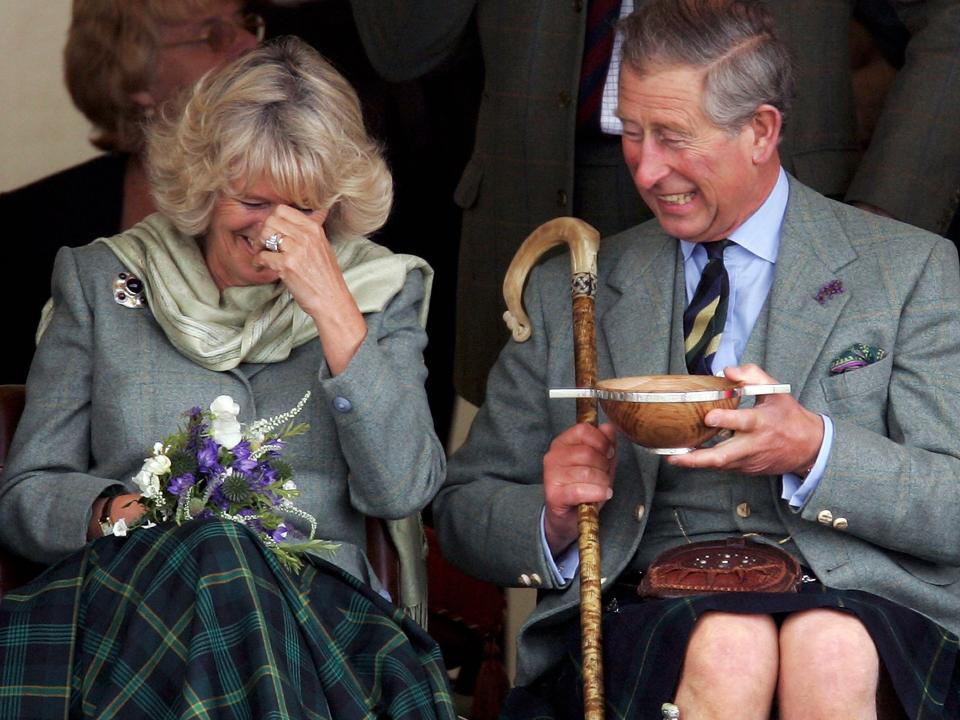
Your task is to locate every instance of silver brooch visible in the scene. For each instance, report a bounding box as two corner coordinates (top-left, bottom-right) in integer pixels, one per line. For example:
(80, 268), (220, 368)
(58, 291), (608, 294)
(113, 272), (146, 308)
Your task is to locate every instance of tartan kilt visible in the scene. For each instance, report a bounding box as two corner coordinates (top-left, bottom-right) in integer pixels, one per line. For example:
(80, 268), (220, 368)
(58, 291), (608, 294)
(504, 581), (960, 720)
(0, 519), (456, 719)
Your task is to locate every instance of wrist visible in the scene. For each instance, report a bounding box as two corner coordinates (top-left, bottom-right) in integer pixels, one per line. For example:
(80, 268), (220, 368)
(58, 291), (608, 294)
(792, 412), (825, 477)
(545, 518), (577, 557)
(98, 495), (121, 537)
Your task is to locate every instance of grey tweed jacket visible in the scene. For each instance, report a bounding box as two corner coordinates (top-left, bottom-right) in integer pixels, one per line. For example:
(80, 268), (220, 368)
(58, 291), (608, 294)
(435, 176), (960, 685)
(0, 239), (445, 586)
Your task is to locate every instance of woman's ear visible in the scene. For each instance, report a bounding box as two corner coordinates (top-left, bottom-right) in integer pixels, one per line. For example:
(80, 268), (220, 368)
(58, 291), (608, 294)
(749, 104), (782, 165)
(130, 90), (157, 119)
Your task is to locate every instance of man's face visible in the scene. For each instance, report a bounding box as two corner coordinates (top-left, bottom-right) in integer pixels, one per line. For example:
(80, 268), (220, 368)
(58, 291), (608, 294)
(618, 64), (772, 243)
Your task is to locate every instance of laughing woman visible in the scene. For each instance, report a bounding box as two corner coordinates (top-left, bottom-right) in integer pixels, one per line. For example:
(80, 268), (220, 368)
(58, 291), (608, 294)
(0, 37), (454, 719)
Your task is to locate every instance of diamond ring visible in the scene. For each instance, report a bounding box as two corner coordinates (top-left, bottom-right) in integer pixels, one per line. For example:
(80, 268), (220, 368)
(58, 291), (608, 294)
(264, 232), (284, 252)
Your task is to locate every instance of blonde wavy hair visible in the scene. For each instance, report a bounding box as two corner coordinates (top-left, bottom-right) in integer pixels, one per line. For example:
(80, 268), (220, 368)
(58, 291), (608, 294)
(146, 36), (393, 240)
(65, 0), (229, 153)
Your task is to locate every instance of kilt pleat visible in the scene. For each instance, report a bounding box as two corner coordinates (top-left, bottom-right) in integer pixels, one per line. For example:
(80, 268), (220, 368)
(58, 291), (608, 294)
(0, 519), (456, 719)
(504, 582), (960, 720)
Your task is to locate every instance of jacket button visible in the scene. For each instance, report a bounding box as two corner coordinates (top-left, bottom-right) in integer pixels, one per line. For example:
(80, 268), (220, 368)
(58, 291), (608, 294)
(557, 189), (569, 207)
(518, 573), (532, 587)
(333, 396), (352, 413)
(558, 90), (572, 108)
(736, 502), (752, 518)
(530, 573), (543, 586)
(833, 517), (848, 530)
(634, 504), (646, 522)
(817, 509), (834, 525)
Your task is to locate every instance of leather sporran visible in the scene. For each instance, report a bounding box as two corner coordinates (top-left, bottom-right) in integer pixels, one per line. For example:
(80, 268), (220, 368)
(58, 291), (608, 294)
(638, 537), (802, 598)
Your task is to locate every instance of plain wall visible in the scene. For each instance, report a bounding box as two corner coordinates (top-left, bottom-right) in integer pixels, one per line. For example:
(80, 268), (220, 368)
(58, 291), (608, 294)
(1, 0), (98, 192)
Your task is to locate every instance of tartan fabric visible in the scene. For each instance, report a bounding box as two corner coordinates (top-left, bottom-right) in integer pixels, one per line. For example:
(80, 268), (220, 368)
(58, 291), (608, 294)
(0, 520), (457, 719)
(504, 582), (960, 719)
(683, 239), (733, 375)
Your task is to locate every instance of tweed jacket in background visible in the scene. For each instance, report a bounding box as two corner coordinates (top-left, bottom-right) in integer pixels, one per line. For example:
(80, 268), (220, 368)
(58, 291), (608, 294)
(435, 176), (960, 685)
(351, 0), (960, 405)
(0, 239), (445, 588)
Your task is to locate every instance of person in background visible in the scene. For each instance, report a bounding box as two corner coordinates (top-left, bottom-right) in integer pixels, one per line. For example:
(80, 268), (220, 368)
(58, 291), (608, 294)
(0, 37), (453, 718)
(0, 0), (262, 383)
(434, 1), (960, 717)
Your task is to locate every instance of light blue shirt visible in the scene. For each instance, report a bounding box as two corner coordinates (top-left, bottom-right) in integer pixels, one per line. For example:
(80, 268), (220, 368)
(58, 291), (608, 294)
(543, 168), (835, 584)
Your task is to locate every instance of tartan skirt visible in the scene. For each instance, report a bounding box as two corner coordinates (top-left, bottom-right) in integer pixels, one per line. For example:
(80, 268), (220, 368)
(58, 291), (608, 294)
(504, 580), (960, 720)
(0, 519), (457, 719)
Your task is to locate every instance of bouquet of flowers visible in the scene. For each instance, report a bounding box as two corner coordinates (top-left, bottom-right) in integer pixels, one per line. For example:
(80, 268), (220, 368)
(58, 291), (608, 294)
(125, 391), (337, 572)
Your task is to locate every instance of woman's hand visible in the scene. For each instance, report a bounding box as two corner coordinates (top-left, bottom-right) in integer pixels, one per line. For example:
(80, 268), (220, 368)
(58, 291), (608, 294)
(87, 493), (145, 540)
(256, 205), (368, 375)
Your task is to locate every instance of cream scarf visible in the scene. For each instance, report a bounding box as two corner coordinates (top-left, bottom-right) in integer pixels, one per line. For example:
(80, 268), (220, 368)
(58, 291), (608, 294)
(63, 213), (433, 370)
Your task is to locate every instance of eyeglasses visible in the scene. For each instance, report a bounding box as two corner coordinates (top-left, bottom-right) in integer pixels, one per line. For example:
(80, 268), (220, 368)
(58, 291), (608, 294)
(162, 12), (266, 54)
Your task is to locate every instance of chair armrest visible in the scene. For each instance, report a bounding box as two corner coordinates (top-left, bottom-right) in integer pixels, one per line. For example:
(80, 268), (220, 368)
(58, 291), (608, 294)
(366, 515), (400, 600)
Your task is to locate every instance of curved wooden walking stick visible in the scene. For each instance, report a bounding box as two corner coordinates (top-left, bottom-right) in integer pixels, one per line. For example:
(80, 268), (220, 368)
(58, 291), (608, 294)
(503, 216), (605, 720)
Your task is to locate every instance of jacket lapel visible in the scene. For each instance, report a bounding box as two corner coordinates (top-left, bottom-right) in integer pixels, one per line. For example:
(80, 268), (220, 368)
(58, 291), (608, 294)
(763, 177), (857, 396)
(598, 230), (678, 381)
(595, 229), (678, 558)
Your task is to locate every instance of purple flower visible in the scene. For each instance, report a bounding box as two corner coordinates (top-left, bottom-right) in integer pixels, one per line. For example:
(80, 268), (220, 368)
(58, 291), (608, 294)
(168, 472), (196, 497)
(230, 441), (259, 473)
(814, 279), (844, 306)
(257, 465), (278, 487)
(271, 524), (289, 543)
(196, 438), (222, 474)
(209, 486), (231, 512)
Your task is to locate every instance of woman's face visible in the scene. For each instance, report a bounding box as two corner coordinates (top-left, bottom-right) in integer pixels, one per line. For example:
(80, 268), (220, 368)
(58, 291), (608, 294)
(137, 0), (259, 112)
(203, 179), (326, 291)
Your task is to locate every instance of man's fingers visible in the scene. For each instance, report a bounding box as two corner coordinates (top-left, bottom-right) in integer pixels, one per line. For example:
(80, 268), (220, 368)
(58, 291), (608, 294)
(552, 481), (614, 507)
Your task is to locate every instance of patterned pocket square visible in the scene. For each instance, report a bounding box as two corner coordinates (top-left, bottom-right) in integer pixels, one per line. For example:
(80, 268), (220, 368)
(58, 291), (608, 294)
(829, 343), (887, 375)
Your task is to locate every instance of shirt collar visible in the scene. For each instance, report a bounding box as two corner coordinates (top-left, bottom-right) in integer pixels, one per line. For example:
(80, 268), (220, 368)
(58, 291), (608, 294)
(680, 166), (788, 264)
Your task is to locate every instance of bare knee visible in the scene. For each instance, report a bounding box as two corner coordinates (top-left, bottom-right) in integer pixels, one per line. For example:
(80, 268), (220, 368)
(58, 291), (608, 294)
(675, 612), (778, 718)
(779, 609), (879, 719)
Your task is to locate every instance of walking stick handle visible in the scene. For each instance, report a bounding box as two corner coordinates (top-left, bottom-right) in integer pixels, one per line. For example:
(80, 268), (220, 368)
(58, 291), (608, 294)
(503, 216), (605, 720)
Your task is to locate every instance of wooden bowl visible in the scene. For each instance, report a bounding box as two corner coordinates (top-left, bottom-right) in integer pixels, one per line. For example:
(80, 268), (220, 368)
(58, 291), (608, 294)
(596, 375), (740, 453)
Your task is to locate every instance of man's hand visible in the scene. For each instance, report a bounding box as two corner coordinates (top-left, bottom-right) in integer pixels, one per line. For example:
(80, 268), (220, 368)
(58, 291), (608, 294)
(543, 422), (617, 556)
(667, 364), (823, 476)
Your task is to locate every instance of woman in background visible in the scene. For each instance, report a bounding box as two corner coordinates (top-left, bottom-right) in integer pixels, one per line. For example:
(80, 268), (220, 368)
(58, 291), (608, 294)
(1, 0), (262, 383)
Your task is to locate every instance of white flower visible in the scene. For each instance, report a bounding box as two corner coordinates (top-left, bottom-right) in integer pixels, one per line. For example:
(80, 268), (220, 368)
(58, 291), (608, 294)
(210, 395), (240, 419)
(111, 518), (128, 537)
(210, 395), (243, 449)
(152, 441), (166, 456)
(133, 468), (162, 499)
(282, 480), (297, 491)
(211, 418), (243, 449)
(143, 454), (171, 476)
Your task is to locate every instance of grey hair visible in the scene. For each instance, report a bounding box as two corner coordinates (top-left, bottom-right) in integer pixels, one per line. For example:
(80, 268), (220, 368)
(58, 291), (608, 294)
(620, 0), (793, 133)
(146, 36), (392, 239)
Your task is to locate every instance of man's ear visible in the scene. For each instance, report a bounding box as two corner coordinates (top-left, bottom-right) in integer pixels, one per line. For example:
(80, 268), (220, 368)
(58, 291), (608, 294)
(749, 104), (782, 165)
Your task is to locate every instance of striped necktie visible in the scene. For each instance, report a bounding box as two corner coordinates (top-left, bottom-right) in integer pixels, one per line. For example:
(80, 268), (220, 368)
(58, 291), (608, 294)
(577, 0), (621, 131)
(683, 239), (733, 375)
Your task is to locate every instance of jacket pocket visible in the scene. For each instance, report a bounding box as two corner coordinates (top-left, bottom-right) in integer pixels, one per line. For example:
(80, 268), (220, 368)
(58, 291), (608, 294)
(894, 554), (960, 586)
(819, 354), (892, 403)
